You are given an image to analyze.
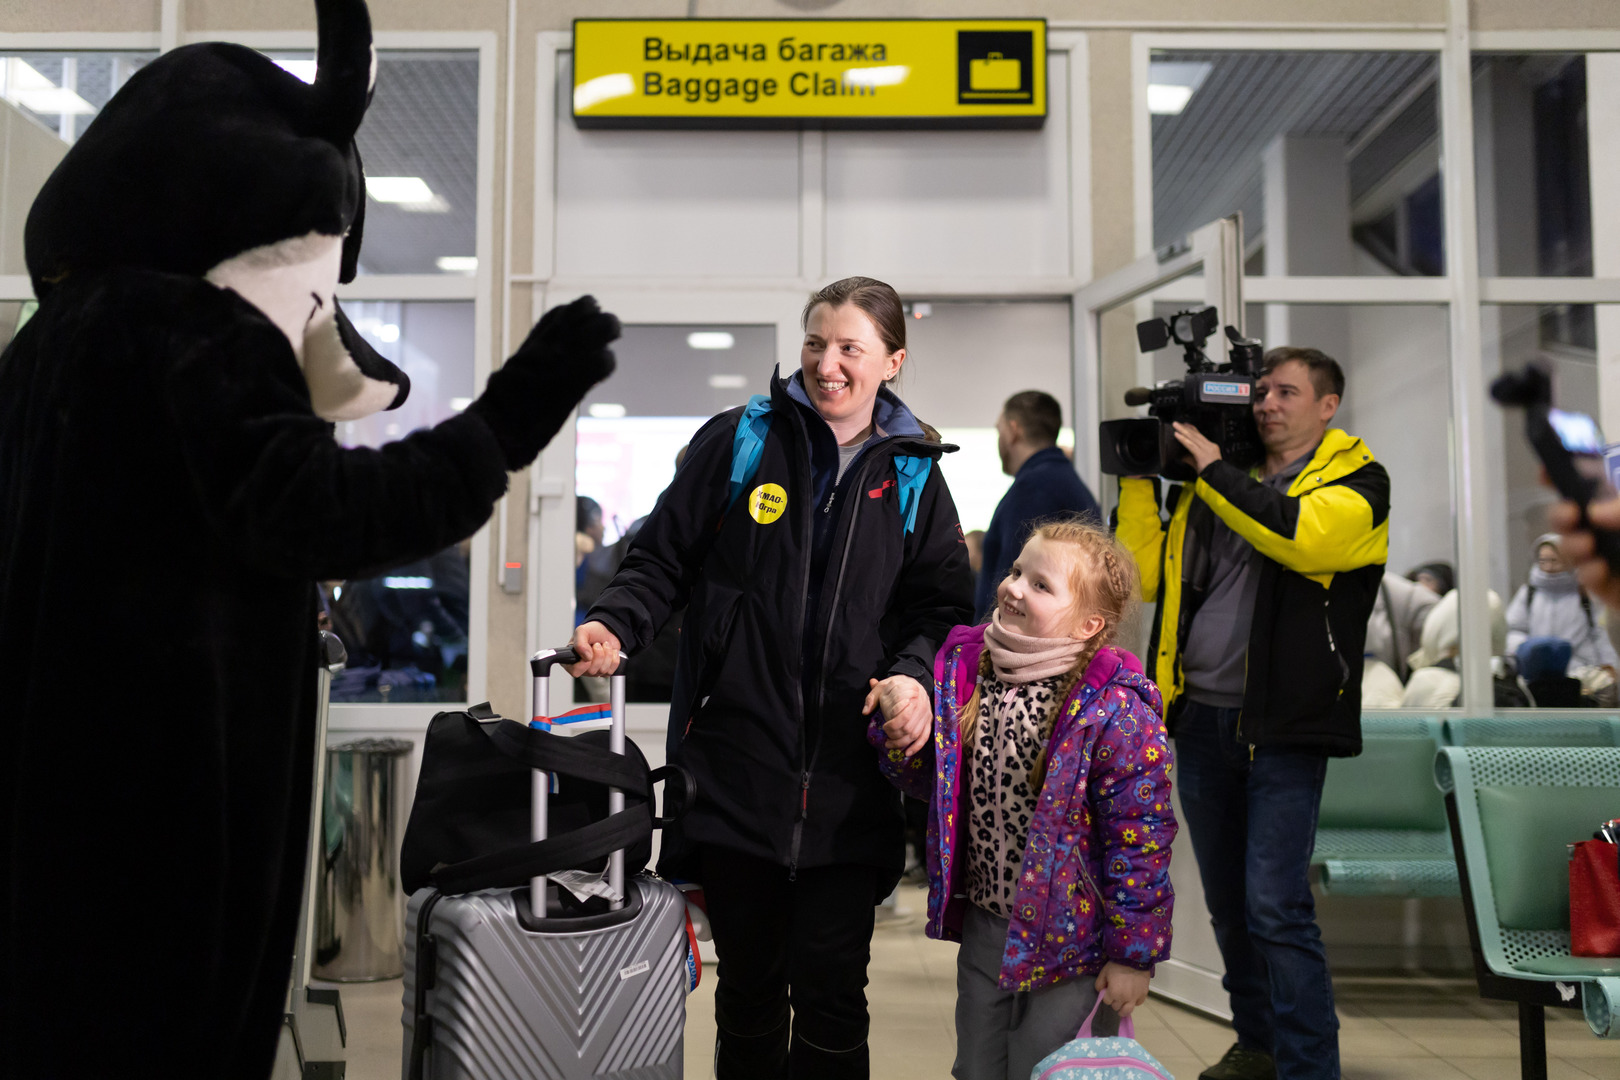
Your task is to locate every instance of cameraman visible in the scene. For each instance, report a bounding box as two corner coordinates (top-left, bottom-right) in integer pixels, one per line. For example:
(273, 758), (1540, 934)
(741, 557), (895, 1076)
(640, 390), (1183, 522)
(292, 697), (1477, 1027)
(1116, 348), (1388, 1080)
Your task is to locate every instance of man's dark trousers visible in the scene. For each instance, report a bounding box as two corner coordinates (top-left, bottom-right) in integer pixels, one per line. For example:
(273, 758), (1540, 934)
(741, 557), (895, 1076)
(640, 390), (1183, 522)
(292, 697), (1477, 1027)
(1174, 701), (1340, 1080)
(700, 846), (880, 1079)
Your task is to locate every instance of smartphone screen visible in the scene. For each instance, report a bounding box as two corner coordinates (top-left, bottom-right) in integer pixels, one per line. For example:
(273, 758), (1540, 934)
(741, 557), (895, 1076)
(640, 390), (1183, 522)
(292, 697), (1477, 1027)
(1548, 408), (1605, 455)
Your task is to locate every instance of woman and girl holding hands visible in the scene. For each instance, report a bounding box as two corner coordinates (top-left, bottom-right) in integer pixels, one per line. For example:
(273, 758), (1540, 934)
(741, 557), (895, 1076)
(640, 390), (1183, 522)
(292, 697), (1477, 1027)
(570, 276), (1176, 1080)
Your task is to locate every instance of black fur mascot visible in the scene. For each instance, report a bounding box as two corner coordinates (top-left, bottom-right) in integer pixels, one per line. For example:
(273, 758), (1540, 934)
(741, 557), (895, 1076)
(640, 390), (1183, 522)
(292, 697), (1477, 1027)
(0, 1), (617, 1074)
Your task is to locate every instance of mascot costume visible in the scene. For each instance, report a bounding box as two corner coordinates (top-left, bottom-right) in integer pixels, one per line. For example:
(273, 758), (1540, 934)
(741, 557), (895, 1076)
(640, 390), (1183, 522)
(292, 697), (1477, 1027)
(0, 0), (617, 1074)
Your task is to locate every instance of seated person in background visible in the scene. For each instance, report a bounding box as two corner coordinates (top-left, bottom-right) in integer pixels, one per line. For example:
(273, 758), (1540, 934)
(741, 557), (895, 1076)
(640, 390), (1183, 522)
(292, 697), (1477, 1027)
(1514, 637), (1586, 708)
(1364, 571), (1440, 686)
(976, 391), (1100, 620)
(1360, 653), (1407, 709)
(1401, 587), (1507, 709)
(1406, 561), (1454, 597)
(1505, 534), (1619, 704)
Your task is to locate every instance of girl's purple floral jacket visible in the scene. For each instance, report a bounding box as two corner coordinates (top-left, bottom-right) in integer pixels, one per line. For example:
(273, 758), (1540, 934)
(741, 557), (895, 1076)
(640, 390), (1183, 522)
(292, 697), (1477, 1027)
(869, 623), (1177, 992)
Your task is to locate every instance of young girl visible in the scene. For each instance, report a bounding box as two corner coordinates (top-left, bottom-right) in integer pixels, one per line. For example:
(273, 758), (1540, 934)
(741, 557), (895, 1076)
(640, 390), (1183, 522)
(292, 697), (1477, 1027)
(866, 519), (1176, 1080)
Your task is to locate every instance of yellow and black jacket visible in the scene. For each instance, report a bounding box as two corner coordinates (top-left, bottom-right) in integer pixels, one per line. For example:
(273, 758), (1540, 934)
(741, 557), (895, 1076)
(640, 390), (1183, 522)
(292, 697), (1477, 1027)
(1116, 429), (1389, 756)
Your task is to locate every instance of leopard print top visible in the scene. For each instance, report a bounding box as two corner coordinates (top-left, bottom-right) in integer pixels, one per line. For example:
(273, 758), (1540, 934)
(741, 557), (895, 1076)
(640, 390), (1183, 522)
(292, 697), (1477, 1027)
(965, 672), (1067, 918)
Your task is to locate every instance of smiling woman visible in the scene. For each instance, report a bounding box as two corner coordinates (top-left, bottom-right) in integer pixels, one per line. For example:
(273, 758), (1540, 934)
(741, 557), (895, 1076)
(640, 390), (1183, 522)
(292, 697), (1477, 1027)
(799, 276), (909, 445)
(568, 275), (974, 1078)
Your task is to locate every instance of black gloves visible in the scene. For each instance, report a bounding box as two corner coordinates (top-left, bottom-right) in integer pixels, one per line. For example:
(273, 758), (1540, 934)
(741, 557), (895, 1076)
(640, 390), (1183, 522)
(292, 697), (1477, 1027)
(467, 294), (620, 471)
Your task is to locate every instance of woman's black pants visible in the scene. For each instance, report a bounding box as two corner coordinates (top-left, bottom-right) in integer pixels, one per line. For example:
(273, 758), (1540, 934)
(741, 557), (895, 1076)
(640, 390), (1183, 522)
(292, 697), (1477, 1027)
(699, 845), (881, 1079)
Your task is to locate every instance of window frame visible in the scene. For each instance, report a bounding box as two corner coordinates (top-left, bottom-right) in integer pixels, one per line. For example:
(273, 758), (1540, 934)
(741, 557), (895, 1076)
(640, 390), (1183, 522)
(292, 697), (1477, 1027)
(1130, 20), (1620, 713)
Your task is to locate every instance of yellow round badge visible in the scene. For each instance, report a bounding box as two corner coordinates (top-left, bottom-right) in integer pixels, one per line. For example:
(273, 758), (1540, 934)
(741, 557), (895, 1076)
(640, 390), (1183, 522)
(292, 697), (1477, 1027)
(749, 483), (787, 525)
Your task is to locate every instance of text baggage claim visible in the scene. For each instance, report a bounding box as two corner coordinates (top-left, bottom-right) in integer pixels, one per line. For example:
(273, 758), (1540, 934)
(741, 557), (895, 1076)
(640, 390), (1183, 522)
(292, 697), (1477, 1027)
(641, 37), (893, 104)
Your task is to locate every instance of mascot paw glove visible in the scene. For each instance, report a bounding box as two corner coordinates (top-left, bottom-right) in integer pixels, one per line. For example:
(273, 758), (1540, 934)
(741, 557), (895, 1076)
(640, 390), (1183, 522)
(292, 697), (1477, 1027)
(469, 294), (621, 470)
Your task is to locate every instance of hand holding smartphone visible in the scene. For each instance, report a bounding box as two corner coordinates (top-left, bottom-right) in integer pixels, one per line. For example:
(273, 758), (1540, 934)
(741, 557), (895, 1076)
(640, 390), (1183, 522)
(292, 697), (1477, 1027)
(1491, 363), (1620, 583)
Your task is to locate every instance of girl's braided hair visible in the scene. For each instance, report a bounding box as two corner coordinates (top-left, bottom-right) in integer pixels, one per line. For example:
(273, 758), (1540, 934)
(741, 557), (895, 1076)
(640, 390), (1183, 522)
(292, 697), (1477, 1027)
(957, 517), (1140, 791)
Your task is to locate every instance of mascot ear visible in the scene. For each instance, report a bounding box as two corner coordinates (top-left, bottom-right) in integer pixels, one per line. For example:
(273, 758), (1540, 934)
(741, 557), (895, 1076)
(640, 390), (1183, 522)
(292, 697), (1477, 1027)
(313, 0), (373, 286)
(309, 0), (375, 146)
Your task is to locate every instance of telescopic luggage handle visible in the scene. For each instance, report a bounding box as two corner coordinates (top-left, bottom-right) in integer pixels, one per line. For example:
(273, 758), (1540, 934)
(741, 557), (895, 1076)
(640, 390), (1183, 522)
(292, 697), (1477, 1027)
(531, 645), (626, 677)
(528, 645), (629, 921)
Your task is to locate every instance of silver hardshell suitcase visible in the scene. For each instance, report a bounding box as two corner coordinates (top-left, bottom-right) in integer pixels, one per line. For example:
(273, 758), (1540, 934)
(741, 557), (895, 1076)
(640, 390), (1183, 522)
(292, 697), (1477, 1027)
(401, 647), (688, 1080)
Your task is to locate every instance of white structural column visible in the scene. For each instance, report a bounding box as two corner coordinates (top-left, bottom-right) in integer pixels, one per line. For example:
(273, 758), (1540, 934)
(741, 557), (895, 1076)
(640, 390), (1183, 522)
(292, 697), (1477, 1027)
(1261, 134), (1353, 363)
(160, 0), (184, 53)
(1473, 61), (1539, 596)
(1440, 0), (1492, 710)
(799, 129), (826, 282)
(1590, 55), (1620, 439)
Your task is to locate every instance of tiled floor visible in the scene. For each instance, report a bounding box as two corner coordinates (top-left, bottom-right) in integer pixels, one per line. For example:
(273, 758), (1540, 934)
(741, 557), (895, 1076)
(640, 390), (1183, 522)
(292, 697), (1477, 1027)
(336, 883), (1618, 1079)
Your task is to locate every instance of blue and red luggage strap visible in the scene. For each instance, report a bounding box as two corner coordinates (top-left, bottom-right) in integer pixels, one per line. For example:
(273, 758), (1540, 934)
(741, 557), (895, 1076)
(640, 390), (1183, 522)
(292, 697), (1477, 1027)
(530, 703), (613, 730)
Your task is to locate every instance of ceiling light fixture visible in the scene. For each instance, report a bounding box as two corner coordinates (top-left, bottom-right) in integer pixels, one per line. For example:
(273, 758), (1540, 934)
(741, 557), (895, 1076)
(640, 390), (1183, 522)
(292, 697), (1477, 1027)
(383, 576), (434, 589)
(687, 331), (735, 350)
(365, 176), (450, 212)
(2, 58), (95, 116)
(588, 403), (628, 418)
(708, 374), (747, 389)
(435, 256), (478, 274)
(1147, 60), (1212, 116)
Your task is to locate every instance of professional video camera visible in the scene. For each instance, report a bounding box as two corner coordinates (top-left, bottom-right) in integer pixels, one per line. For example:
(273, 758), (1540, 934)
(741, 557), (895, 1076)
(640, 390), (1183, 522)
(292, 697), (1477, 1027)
(1098, 306), (1265, 482)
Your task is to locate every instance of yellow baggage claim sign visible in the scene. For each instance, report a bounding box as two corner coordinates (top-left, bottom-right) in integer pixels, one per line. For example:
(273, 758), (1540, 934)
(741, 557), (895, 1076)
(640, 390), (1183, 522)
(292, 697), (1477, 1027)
(572, 19), (1047, 129)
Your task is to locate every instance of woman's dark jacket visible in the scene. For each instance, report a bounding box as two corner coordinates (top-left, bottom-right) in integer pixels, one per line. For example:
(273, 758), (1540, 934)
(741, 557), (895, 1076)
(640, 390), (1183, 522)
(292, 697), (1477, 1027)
(587, 369), (974, 880)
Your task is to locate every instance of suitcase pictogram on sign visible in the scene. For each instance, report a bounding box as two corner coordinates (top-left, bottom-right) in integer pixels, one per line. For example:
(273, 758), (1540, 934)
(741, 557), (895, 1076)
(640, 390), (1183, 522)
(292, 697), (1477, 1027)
(969, 53), (1021, 91)
(956, 30), (1036, 106)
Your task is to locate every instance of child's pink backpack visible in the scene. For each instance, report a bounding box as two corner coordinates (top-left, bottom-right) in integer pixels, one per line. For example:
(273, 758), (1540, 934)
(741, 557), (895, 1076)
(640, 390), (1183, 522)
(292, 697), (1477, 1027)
(1030, 999), (1174, 1080)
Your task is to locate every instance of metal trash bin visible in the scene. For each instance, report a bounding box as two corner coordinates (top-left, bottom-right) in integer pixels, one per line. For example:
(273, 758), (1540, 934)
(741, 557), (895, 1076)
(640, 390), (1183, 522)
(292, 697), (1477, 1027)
(314, 737), (413, 981)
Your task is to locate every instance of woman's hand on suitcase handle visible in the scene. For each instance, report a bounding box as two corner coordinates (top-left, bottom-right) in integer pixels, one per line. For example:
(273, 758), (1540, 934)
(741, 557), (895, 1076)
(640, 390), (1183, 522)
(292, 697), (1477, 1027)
(1094, 962), (1150, 1019)
(865, 675), (931, 758)
(568, 621), (621, 677)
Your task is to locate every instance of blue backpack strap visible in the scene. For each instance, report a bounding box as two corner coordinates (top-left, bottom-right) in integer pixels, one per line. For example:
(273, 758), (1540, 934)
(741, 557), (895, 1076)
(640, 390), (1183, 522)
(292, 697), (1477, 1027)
(892, 455), (932, 536)
(728, 395), (773, 512)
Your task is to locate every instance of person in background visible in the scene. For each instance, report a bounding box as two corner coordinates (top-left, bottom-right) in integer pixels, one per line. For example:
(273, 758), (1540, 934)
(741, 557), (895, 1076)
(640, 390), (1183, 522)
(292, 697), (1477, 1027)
(1360, 653), (1406, 709)
(1504, 534), (1618, 703)
(1540, 492), (1620, 672)
(871, 519), (1174, 1080)
(573, 495), (609, 699)
(575, 494), (604, 596)
(1401, 588), (1508, 709)
(570, 276), (973, 1079)
(1406, 561), (1454, 597)
(965, 529), (986, 578)
(976, 391), (1100, 620)
(1361, 572), (1440, 701)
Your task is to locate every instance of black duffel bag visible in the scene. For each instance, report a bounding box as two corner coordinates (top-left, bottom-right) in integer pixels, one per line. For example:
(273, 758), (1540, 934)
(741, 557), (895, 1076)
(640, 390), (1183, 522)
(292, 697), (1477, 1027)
(400, 702), (692, 898)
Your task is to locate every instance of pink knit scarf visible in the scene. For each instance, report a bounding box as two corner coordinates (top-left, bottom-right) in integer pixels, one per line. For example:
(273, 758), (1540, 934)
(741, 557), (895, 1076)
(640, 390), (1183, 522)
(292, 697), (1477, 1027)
(982, 609), (1086, 685)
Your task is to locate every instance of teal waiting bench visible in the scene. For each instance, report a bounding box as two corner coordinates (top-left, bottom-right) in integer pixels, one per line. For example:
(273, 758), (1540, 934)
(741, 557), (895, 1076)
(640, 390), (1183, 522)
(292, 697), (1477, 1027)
(1313, 715), (1455, 896)
(1445, 715), (1620, 749)
(1436, 746), (1620, 1078)
(1313, 714), (1620, 897)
